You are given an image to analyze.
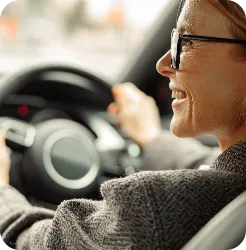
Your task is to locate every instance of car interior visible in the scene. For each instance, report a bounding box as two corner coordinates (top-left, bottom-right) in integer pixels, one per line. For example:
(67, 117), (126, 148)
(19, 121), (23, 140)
(0, 0), (244, 249)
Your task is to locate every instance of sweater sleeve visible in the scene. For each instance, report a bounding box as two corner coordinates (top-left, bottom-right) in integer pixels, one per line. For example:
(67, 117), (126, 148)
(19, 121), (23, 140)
(0, 177), (160, 249)
(0, 186), (54, 249)
(141, 130), (221, 171)
(0, 169), (245, 250)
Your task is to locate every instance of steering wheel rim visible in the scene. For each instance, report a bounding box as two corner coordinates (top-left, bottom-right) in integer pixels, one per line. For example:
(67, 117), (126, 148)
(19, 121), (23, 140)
(0, 62), (116, 204)
(0, 61), (114, 106)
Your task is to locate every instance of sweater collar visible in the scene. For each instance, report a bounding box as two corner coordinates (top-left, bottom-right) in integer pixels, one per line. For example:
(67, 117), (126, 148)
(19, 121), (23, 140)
(211, 141), (246, 174)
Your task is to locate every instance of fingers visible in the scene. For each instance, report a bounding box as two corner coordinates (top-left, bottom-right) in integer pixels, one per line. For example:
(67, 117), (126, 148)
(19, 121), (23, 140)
(107, 102), (119, 115)
(106, 103), (121, 126)
(112, 83), (141, 99)
(0, 130), (10, 184)
(109, 83), (144, 127)
(0, 130), (6, 146)
(112, 83), (122, 97)
(112, 83), (143, 106)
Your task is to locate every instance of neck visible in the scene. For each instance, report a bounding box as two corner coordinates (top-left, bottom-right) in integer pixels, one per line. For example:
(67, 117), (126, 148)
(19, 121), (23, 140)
(216, 125), (246, 152)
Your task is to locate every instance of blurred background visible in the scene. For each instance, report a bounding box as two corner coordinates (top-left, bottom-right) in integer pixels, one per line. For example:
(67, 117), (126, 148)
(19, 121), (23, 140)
(0, 0), (167, 80)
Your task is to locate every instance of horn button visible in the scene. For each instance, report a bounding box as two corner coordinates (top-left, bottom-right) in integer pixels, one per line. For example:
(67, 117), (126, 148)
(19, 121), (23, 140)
(50, 137), (91, 180)
(22, 119), (100, 204)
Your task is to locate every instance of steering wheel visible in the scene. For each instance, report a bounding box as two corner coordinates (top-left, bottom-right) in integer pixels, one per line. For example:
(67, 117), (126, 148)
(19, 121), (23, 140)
(0, 62), (116, 204)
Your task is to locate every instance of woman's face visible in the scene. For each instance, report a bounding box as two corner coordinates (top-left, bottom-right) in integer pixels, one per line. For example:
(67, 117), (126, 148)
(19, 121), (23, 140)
(157, 0), (246, 139)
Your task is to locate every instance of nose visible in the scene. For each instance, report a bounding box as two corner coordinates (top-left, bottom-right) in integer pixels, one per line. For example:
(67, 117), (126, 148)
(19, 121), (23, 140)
(156, 50), (175, 78)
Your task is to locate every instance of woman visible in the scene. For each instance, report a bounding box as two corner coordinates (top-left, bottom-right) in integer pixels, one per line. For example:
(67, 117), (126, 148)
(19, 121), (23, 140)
(1, 0), (246, 249)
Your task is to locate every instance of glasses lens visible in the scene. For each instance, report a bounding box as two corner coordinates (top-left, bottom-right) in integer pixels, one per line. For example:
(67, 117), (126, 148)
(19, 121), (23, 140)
(171, 29), (178, 70)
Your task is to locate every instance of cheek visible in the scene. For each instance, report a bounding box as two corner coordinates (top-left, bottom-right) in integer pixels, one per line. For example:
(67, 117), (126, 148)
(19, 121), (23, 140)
(179, 46), (239, 100)
(176, 48), (244, 131)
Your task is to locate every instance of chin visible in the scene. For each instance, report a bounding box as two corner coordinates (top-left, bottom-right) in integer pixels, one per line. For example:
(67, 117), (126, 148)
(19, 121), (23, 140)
(170, 116), (198, 138)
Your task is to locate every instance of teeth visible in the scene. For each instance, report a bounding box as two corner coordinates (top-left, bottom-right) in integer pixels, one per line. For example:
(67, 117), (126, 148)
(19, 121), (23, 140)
(172, 91), (187, 100)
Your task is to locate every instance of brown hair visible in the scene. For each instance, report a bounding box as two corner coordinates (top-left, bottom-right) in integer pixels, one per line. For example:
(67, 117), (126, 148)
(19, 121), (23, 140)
(207, 1), (246, 124)
(207, 0), (246, 55)
(178, 0), (246, 55)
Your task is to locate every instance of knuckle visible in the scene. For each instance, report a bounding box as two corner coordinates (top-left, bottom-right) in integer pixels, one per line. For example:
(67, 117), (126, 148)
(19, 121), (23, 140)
(148, 97), (155, 104)
(125, 109), (136, 118)
(145, 96), (153, 102)
(125, 82), (134, 86)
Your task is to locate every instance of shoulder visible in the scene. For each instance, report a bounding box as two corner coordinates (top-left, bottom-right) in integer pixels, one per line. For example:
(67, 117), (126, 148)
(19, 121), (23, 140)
(99, 169), (246, 211)
(58, 169), (246, 211)
(101, 169), (245, 194)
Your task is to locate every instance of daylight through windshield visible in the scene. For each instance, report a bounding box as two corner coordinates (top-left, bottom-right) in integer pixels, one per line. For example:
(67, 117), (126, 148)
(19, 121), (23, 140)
(0, 0), (167, 80)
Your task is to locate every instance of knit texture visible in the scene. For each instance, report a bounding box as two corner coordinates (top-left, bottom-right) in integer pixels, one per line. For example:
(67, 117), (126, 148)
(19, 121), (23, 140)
(1, 140), (246, 250)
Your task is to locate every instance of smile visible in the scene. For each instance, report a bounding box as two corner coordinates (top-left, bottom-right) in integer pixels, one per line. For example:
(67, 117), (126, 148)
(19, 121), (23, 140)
(172, 91), (187, 100)
(171, 91), (188, 108)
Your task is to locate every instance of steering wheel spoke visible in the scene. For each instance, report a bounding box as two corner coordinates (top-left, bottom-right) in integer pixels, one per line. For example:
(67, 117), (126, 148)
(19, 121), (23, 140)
(0, 117), (35, 150)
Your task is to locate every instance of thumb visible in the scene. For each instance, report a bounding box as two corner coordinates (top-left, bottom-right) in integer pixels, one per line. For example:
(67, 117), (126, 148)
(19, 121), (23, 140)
(0, 130), (6, 146)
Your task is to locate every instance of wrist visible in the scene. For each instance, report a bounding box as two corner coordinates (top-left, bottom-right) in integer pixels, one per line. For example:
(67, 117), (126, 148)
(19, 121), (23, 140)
(0, 178), (9, 188)
(139, 129), (161, 149)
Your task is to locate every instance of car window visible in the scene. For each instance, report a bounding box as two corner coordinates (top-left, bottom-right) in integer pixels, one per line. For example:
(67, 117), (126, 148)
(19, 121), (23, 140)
(0, 0), (168, 81)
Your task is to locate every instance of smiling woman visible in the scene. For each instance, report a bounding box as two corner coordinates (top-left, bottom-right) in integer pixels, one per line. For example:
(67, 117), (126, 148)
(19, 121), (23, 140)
(1, 0), (246, 250)
(157, 0), (246, 152)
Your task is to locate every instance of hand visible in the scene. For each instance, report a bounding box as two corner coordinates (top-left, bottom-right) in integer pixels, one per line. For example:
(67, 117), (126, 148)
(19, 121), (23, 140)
(107, 83), (161, 148)
(0, 131), (11, 187)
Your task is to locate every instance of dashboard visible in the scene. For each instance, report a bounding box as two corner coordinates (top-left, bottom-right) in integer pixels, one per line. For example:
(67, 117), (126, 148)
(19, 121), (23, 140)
(1, 95), (72, 124)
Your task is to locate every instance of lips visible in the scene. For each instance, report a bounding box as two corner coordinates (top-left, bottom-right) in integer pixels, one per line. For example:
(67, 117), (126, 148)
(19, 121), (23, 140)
(169, 84), (188, 108)
(172, 96), (187, 108)
(169, 83), (186, 93)
(170, 88), (186, 93)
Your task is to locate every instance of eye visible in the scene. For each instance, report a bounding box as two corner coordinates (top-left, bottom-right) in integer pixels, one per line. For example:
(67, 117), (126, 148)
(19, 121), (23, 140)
(181, 39), (194, 52)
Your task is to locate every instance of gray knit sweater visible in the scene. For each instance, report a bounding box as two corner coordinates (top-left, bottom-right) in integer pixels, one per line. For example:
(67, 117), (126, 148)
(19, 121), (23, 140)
(1, 137), (246, 250)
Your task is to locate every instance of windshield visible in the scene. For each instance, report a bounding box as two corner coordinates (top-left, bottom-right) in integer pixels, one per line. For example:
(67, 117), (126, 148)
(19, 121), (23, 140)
(0, 0), (167, 81)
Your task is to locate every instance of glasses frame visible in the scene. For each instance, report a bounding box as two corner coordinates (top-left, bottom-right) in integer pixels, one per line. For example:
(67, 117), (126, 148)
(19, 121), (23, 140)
(171, 28), (246, 71)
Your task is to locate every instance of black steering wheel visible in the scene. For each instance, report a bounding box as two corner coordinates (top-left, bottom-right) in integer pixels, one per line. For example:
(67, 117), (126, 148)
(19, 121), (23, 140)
(0, 62), (116, 204)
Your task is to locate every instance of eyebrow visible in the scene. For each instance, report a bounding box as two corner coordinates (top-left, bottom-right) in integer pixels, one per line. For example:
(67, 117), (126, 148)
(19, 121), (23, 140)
(176, 22), (194, 34)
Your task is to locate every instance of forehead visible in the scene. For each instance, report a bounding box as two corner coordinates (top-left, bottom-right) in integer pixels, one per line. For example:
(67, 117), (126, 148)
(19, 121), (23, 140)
(177, 0), (231, 37)
(177, 0), (204, 33)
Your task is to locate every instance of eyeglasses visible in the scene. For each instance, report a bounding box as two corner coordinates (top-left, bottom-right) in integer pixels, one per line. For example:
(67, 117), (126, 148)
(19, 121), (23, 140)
(171, 28), (246, 71)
